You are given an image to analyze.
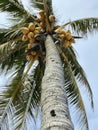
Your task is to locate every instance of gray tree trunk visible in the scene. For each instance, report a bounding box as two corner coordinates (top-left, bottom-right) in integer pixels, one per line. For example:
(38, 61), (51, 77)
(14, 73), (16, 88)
(41, 35), (74, 130)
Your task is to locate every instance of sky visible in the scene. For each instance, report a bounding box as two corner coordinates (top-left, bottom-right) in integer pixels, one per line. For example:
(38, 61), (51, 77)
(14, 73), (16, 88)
(0, 0), (98, 130)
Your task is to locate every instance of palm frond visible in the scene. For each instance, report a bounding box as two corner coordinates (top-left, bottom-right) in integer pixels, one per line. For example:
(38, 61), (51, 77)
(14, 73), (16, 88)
(12, 76), (36, 130)
(61, 56), (89, 130)
(0, 0), (29, 19)
(0, 28), (22, 44)
(61, 18), (98, 36)
(0, 39), (27, 72)
(0, 62), (44, 130)
(61, 47), (94, 108)
(31, 0), (53, 14)
(31, 0), (44, 10)
(0, 74), (32, 129)
(0, 74), (23, 127)
(31, 64), (44, 108)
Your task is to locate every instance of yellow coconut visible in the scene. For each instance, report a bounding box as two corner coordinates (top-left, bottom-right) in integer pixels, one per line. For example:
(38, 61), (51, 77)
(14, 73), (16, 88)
(49, 15), (55, 22)
(55, 28), (61, 33)
(36, 18), (41, 23)
(22, 35), (28, 41)
(26, 55), (33, 61)
(21, 27), (29, 35)
(27, 32), (34, 39)
(28, 43), (32, 49)
(65, 33), (72, 40)
(28, 23), (35, 32)
(69, 38), (75, 43)
(65, 30), (71, 34)
(39, 10), (44, 16)
(64, 41), (71, 47)
(55, 28), (65, 34)
(60, 29), (66, 34)
(39, 22), (45, 28)
(29, 38), (35, 44)
(59, 34), (65, 40)
(31, 51), (37, 56)
(40, 15), (45, 22)
(34, 30), (40, 35)
(35, 27), (42, 31)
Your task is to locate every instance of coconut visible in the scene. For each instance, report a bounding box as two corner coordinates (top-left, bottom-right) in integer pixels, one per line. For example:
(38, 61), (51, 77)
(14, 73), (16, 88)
(39, 10), (44, 16)
(21, 27), (29, 35)
(65, 30), (71, 35)
(39, 22), (44, 28)
(26, 55), (33, 61)
(64, 41), (71, 47)
(28, 23), (35, 32)
(35, 27), (42, 31)
(28, 43), (32, 49)
(27, 32), (34, 39)
(31, 51), (37, 56)
(69, 38), (75, 43)
(29, 38), (35, 44)
(49, 15), (55, 22)
(34, 30), (40, 35)
(59, 34), (65, 40)
(22, 35), (28, 41)
(36, 18), (41, 23)
(65, 33), (72, 40)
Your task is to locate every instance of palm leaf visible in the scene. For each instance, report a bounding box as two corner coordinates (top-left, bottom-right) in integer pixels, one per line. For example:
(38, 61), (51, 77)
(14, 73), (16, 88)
(0, 62), (44, 129)
(0, 0), (28, 19)
(32, 0), (44, 10)
(0, 39), (27, 72)
(61, 18), (98, 36)
(0, 74), (32, 129)
(60, 56), (89, 130)
(0, 0), (38, 28)
(31, 0), (53, 14)
(61, 47), (94, 109)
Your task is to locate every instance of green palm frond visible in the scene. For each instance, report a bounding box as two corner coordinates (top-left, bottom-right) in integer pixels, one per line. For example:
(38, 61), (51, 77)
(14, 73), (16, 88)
(63, 62), (89, 130)
(0, 28), (21, 44)
(0, 74), (31, 129)
(12, 76), (36, 130)
(0, 39), (27, 71)
(61, 18), (98, 36)
(0, 63), (43, 129)
(0, 0), (38, 27)
(0, 23), (30, 72)
(0, 0), (28, 19)
(32, 0), (44, 10)
(31, 0), (53, 14)
(32, 64), (44, 107)
(0, 74), (23, 128)
(61, 47), (94, 108)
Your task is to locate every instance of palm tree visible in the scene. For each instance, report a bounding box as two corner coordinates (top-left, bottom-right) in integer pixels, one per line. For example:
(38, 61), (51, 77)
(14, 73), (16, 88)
(0, 0), (97, 130)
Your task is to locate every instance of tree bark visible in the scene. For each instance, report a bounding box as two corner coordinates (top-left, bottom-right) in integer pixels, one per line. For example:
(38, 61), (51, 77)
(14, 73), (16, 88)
(41, 35), (74, 130)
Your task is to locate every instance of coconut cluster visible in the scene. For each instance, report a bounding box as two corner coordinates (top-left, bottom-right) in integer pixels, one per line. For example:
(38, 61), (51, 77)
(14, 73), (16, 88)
(21, 22), (42, 61)
(55, 28), (75, 47)
(36, 10), (55, 28)
(21, 10), (75, 61)
(21, 10), (56, 61)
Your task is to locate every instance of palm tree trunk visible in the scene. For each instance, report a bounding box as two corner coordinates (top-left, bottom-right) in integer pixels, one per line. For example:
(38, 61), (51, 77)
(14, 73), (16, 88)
(41, 35), (74, 130)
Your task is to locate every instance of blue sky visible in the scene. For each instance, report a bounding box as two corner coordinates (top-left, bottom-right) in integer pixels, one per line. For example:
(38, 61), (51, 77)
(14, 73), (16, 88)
(0, 0), (98, 130)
